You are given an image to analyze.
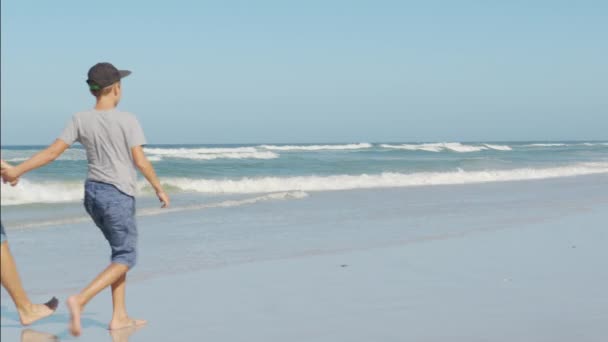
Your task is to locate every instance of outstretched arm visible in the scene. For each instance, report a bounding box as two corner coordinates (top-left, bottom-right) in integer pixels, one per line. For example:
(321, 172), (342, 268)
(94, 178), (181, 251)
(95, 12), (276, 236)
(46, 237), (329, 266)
(1, 140), (70, 183)
(132, 145), (170, 208)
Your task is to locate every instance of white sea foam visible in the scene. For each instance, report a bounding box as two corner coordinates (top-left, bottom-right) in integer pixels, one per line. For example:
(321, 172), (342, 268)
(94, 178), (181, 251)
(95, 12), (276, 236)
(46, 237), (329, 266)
(380, 144), (444, 152)
(525, 143), (607, 147)
(1, 149), (87, 162)
(160, 162), (608, 194)
(380, 143), (505, 153)
(2, 147), (276, 163)
(3, 157), (29, 162)
(144, 147), (259, 155)
(155, 151), (278, 160)
(581, 142), (608, 147)
(259, 143), (372, 151)
(483, 144), (512, 151)
(8, 191), (309, 229)
(1, 179), (85, 206)
(144, 147), (278, 160)
(443, 143), (488, 152)
(526, 143), (567, 147)
(3, 163), (607, 206)
(140, 191), (309, 216)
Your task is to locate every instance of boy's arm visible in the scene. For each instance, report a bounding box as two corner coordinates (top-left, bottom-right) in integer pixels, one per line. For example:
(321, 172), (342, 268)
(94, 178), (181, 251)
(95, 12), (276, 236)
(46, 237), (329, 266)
(1, 140), (70, 183)
(132, 146), (170, 208)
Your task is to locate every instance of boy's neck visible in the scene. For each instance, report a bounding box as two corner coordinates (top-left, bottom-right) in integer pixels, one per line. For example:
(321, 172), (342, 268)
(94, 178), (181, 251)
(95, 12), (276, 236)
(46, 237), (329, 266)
(95, 98), (117, 111)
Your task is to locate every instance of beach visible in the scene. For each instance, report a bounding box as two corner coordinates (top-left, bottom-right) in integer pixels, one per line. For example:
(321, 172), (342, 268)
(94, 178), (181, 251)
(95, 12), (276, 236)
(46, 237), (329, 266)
(1, 174), (607, 341)
(2, 0), (607, 339)
(3, 0), (608, 337)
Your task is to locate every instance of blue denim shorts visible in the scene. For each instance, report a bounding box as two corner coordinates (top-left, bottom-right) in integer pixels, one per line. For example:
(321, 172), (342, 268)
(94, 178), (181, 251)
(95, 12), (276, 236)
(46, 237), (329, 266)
(0, 221), (7, 244)
(84, 180), (138, 268)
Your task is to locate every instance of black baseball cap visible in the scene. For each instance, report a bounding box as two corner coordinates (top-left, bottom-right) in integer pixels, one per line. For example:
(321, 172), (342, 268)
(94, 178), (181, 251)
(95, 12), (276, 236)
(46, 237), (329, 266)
(86, 62), (131, 91)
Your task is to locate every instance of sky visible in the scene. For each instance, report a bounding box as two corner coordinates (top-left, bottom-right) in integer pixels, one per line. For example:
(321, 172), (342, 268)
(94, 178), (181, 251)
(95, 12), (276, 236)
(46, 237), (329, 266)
(1, 0), (607, 145)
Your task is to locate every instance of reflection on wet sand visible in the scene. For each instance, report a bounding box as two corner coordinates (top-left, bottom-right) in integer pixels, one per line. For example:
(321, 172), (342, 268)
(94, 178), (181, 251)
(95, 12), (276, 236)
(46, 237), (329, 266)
(20, 329), (59, 342)
(110, 324), (145, 342)
(20, 325), (145, 342)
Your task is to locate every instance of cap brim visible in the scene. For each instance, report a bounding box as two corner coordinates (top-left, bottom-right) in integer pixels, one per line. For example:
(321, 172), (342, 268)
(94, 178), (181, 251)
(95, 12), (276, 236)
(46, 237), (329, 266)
(119, 70), (132, 79)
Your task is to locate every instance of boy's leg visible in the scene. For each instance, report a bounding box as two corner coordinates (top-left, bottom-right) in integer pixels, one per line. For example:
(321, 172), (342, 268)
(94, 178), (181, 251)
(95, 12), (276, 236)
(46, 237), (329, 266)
(0, 241), (58, 325)
(111, 273), (128, 321)
(67, 262), (129, 336)
(109, 273), (146, 330)
(69, 182), (144, 336)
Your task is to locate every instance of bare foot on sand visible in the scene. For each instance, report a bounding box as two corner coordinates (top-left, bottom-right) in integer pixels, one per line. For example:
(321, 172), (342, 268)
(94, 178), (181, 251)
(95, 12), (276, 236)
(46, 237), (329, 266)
(109, 317), (147, 331)
(18, 297), (59, 326)
(109, 323), (145, 342)
(20, 329), (59, 342)
(67, 295), (82, 337)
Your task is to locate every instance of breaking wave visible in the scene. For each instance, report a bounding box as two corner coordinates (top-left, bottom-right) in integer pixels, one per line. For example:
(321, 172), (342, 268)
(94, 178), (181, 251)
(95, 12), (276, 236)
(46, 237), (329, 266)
(158, 163), (608, 194)
(526, 143), (568, 147)
(1, 149), (87, 162)
(143, 147), (278, 160)
(380, 143), (511, 152)
(259, 143), (372, 151)
(483, 144), (512, 151)
(2, 162), (607, 206)
(1, 179), (85, 206)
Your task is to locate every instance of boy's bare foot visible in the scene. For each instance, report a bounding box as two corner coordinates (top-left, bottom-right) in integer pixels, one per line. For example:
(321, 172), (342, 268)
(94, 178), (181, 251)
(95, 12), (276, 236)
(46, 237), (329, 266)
(108, 317), (147, 331)
(67, 295), (83, 336)
(18, 297), (59, 326)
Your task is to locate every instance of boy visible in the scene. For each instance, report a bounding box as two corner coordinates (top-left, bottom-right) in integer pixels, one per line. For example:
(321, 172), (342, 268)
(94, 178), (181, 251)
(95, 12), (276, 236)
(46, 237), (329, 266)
(1, 62), (170, 336)
(1, 161), (59, 326)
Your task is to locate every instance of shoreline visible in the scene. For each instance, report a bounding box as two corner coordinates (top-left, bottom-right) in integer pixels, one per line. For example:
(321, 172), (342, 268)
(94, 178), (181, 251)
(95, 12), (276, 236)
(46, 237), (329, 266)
(2, 171), (607, 225)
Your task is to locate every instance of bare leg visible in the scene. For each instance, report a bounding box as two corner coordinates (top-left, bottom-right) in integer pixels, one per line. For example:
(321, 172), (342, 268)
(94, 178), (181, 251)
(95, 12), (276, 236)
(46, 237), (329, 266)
(108, 273), (147, 330)
(67, 263), (129, 336)
(0, 242), (58, 325)
(111, 273), (128, 320)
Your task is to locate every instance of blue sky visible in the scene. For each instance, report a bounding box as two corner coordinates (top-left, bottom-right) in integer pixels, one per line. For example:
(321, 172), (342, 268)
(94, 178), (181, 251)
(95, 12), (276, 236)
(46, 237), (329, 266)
(1, 0), (607, 144)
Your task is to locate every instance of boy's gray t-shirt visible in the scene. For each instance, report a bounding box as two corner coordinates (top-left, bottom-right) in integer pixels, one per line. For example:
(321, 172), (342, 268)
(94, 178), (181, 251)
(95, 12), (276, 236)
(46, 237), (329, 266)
(59, 109), (146, 196)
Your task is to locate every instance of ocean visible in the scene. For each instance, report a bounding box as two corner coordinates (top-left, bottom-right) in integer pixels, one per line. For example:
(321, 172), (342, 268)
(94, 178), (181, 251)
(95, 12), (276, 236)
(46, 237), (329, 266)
(1, 141), (607, 228)
(1, 143), (608, 341)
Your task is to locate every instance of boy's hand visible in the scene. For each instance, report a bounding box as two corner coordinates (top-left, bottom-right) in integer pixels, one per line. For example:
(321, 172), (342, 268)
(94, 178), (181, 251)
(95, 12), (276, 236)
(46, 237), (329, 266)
(157, 190), (170, 208)
(1, 169), (20, 186)
(0, 159), (11, 170)
(0, 160), (20, 186)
